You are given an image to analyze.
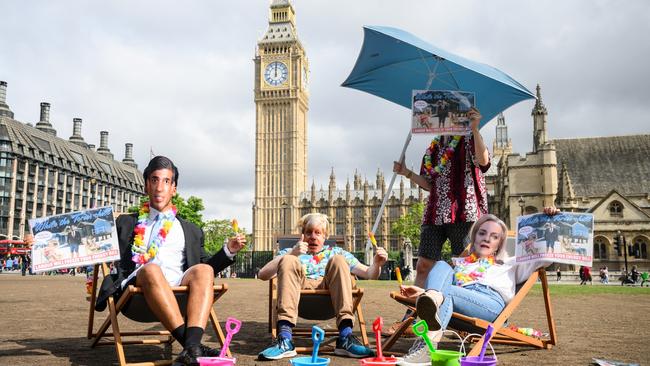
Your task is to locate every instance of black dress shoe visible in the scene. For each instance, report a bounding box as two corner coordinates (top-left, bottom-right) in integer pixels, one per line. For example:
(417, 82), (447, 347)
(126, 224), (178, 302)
(199, 343), (221, 357)
(173, 344), (203, 366)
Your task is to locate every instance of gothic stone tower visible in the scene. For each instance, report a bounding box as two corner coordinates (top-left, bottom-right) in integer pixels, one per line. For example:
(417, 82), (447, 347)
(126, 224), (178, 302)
(253, 0), (309, 251)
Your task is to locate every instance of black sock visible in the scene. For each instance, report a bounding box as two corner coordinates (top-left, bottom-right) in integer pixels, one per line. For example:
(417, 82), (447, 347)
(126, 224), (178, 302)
(185, 326), (204, 348)
(171, 324), (186, 347)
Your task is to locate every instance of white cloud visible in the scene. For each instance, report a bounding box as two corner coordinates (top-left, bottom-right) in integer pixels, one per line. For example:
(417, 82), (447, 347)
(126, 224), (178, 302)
(1, 0), (649, 230)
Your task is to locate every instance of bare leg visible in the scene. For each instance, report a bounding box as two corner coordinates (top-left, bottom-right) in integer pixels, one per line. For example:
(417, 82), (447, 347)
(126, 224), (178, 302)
(414, 256), (435, 289)
(180, 263), (215, 328)
(136, 264), (184, 331)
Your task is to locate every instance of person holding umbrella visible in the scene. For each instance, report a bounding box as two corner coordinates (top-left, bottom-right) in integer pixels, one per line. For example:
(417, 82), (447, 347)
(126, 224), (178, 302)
(393, 107), (490, 291)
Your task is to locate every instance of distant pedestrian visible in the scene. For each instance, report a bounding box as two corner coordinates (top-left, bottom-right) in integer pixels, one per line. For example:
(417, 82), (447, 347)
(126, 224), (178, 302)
(599, 266), (609, 284)
(641, 271), (649, 287)
(556, 267), (562, 282)
(580, 266), (592, 285)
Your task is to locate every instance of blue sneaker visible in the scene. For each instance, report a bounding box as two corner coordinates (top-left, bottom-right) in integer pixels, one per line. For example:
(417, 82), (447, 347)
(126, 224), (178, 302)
(334, 334), (375, 358)
(258, 336), (297, 360)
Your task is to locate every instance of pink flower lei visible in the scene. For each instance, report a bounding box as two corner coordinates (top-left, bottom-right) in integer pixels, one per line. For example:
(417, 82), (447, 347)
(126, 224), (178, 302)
(423, 135), (462, 176)
(131, 201), (178, 265)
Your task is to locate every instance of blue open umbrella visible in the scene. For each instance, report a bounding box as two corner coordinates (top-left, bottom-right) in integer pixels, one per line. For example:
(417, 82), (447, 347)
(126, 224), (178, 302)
(341, 26), (535, 252)
(342, 25), (535, 125)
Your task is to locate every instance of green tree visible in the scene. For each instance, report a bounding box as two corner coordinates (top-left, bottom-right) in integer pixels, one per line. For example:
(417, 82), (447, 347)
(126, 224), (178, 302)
(391, 202), (424, 248)
(203, 219), (251, 256)
(128, 194), (205, 228)
(391, 202), (452, 260)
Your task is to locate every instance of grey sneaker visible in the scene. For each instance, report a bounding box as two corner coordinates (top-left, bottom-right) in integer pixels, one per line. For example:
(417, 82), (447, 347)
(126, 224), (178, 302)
(396, 339), (431, 366)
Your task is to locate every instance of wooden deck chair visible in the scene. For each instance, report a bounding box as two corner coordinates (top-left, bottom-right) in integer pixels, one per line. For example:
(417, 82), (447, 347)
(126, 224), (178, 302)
(267, 235), (369, 354)
(87, 262), (230, 366)
(383, 268), (557, 356)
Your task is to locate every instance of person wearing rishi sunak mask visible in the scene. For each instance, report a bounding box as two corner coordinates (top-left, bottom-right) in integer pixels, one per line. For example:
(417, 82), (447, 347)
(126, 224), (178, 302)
(95, 156), (246, 366)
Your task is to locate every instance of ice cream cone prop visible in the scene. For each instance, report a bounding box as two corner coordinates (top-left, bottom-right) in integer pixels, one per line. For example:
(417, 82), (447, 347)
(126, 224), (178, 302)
(395, 267), (403, 286)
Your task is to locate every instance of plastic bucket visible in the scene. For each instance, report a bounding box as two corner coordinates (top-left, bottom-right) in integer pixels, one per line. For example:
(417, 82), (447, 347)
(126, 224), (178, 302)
(460, 332), (498, 366)
(459, 356), (497, 366)
(359, 356), (399, 365)
(290, 356), (330, 366)
(430, 349), (462, 366)
(197, 357), (236, 366)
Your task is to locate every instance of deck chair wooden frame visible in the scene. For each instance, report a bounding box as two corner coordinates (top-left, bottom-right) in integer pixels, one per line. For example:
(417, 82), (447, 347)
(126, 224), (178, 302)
(383, 268), (557, 356)
(267, 235), (369, 354)
(87, 263), (230, 366)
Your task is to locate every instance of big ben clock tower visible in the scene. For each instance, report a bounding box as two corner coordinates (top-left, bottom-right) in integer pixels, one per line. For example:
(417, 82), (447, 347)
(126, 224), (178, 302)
(253, 0), (309, 251)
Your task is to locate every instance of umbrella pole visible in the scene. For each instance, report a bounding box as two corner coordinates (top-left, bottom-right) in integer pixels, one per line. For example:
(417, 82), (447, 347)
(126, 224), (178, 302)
(366, 131), (412, 264)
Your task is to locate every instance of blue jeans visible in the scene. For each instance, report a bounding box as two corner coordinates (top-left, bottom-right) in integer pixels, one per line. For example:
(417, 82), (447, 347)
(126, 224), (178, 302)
(424, 261), (505, 329)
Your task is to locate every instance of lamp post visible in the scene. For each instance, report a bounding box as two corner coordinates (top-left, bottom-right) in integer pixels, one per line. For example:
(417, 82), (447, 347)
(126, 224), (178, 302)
(518, 196), (525, 216)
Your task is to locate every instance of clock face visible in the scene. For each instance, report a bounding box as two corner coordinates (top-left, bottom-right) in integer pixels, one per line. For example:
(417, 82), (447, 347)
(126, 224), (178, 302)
(264, 61), (288, 86)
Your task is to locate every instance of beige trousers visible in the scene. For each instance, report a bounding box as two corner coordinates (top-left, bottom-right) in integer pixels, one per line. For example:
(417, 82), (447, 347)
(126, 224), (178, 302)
(276, 254), (355, 327)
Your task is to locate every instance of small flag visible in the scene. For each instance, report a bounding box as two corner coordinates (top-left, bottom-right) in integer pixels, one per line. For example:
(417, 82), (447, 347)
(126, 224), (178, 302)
(231, 219), (239, 233)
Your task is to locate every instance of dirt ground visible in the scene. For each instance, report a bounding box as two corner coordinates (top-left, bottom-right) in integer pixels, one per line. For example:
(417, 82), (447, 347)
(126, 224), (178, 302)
(0, 274), (648, 366)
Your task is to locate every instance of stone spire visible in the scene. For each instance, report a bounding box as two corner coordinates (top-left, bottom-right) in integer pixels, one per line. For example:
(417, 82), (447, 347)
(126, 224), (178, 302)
(35, 102), (57, 136)
(329, 168), (336, 192)
(376, 168), (385, 192)
(532, 84), (548, 152)
(0, 81), (15, 118)
(493, 113), (512, 157)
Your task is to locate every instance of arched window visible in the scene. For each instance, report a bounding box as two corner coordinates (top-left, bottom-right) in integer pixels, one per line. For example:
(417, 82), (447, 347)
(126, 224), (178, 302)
(524, 206), (538, 215)
(594, 237), (608, 260)
(609, 201), (623, 216)
(633, 237), (648, 259)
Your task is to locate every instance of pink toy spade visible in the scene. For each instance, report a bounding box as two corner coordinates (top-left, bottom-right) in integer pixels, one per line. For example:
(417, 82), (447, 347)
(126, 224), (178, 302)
(197, 317), (242, 366)
(359, 317), (398, 365)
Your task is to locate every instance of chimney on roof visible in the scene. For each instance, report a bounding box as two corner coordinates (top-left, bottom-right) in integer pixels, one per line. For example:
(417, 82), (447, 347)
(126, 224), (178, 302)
(0, 81), (15, 119)
(69, 118), (88, 148)
(35, 102), (57, 136)
(122, 143), (138, 168)
(96, 131), (113, 159)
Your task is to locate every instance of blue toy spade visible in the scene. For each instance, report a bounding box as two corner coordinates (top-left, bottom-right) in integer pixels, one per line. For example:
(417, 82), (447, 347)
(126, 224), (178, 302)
(290, 326), (330, 366)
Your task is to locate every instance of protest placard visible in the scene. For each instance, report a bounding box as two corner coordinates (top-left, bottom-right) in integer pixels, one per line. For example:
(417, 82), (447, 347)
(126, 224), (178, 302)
(515, 212), (594, 267)
(412, 90), (475, 135)
(29, 206), (120, 273)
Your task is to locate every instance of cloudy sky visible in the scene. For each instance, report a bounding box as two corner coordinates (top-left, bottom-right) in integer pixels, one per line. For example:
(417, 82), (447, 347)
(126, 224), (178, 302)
(1, 0), (649, 230)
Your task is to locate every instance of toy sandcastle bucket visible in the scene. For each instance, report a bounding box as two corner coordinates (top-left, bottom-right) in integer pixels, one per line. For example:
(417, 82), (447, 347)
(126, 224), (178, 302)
(290, 326), (330, 366)
(459, 325), (497, 366)
(359, 317), (398, 365)
(412, 320), (465, 366)
(197, 317), (241, 366)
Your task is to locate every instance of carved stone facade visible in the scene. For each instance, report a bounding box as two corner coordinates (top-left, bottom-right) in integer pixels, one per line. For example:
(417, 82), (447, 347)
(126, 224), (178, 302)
(253, 0), (309, 251)
(298, 170), (425, 252)
(489, 85), (650, 270)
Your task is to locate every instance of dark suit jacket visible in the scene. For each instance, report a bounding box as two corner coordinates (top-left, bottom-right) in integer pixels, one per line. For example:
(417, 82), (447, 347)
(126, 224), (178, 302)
(95, 213), (234, 311)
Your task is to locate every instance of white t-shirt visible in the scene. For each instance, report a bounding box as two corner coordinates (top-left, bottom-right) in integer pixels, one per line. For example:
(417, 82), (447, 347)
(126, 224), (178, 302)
(452, 256), (551, 303)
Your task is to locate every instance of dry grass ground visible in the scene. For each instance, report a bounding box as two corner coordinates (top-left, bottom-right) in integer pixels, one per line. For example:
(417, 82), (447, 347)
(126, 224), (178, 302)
(1, 274), (648, 365)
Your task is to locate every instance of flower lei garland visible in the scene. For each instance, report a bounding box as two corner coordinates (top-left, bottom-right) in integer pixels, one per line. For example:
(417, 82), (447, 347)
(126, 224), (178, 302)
(454, 252), (495, 286)
(423, 135), (462, 176)
(131, 201), (178, 265)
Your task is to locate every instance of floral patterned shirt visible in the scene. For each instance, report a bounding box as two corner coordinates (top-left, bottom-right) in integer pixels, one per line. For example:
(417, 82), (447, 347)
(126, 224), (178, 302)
(277, 246), (360, 280)
(420, 135), (490, 225)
